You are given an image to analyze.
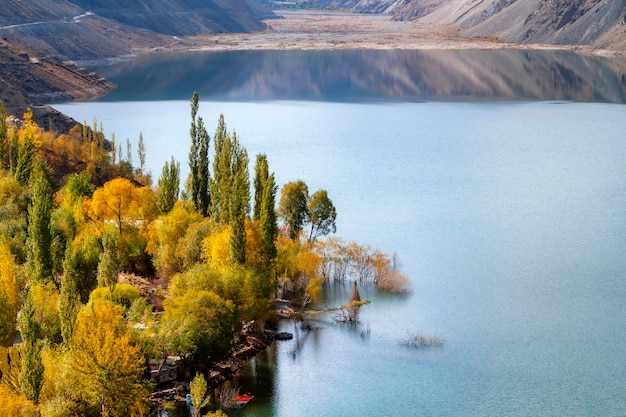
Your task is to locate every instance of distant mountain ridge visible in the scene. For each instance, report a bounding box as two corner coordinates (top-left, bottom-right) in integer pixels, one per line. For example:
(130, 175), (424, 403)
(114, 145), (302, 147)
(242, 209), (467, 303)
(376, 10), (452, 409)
(393, 0), (626, 47)
(266, 0), (626, 48)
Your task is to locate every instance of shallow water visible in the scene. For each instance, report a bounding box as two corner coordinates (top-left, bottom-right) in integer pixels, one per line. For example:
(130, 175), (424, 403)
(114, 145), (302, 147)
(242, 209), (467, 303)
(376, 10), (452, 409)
(55, 49), (626, 416)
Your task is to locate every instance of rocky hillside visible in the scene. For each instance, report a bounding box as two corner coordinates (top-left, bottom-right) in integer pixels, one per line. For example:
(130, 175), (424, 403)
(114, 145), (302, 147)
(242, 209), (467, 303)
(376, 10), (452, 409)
(0, 0), (273, 130)
(268, 0), (626, 49)
(0, 0), (273, 61)
(392, 0), (626, 47)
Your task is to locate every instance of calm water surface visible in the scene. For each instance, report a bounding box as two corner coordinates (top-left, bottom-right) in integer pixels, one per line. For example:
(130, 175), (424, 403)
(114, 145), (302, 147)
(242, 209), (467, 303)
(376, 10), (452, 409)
(55, 49), (626, 416)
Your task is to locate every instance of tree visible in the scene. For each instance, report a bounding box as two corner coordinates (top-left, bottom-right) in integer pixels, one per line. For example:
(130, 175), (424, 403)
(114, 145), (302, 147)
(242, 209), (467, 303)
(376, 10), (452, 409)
(0, 240), (20, 347)
(160, 283), (237, 363)
(97, 227), (121, 292)
(157, 157), (180, 215)
(137, 132), (146, 176)
(88, 177), (144, 236)
(59, 247), (81, 344)
(259, 173), (278, 269)
(210, 117), (250, 225)
(187, 92), (211, 215)
(278, 180), (309, 240)
(307, 189), (337, 242)
(147, 201), (203, 276)
(18, 291), (44, 404)
(71, 300), (149, 417)
(253, 154), (269, 221)
(27, 159), (54, 284)
(189, 373), (210, 417)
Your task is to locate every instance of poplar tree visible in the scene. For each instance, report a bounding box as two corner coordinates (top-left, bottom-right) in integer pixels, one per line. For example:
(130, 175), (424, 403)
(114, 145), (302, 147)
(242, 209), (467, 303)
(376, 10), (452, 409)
(259, 173), (278, 269)
(137, 131), (146, 176)
(188, 92), (200, 209)
(157, 156), (180, 214)
(18, 291), (44, 404)
(197, 117), (210, 216)
(210, 120), (250, 225)
(97, 228), (121, 292)
(59, 247), (81, 344)
(253, 154), (269, 222)
(27, 159), (54, 284)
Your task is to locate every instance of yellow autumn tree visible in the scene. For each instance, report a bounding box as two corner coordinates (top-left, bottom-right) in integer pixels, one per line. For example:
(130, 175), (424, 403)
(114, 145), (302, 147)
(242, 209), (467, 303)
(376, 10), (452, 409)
(0, 384), (38, 417)
(0, 240), (20, 347)
(71, 299), (150, 417)
(87, 177), (145, 236)
(203, 226), (231, 269)
(146, 201), (203, 276)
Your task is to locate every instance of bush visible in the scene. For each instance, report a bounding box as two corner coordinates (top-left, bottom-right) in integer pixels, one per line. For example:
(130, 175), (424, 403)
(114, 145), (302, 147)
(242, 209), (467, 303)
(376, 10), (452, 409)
(377, 268), (410, 294)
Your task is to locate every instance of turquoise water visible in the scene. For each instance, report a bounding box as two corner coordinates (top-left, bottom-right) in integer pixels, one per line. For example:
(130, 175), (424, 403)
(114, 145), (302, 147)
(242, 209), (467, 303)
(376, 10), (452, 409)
(54, 50), (626, 416)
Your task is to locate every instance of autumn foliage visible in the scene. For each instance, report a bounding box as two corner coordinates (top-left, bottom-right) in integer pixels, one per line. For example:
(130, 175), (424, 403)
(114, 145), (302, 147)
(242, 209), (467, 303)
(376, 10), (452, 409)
(0, 99), (407, 416)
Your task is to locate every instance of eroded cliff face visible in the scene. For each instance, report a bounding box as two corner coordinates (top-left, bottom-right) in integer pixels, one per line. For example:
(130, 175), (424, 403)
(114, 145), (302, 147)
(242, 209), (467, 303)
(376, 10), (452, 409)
(0, 39), (115, 132)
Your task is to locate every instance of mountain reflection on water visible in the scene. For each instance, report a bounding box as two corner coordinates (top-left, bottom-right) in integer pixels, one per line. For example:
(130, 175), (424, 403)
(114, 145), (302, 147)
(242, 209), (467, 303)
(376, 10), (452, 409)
(94, 49), (626, 103)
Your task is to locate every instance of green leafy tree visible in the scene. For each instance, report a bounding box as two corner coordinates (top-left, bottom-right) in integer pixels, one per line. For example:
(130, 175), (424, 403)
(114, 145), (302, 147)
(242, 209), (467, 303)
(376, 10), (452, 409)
(197, 116), (211, 216)
(253, 154), (269, 221)
(97, 227), (121, 292)
(278, 180), (309, 240)
(27, 159), (54, 284)
(307, 189), (337, 242)
(189, 373), (210, 417)
(18, 291), (44, 404)
(259, 173), (278, 269)
(157, 156), (180, 214)
(59, 247), (82, 344)
(161, 282), (238, 363)
(137, 131), (146, 176)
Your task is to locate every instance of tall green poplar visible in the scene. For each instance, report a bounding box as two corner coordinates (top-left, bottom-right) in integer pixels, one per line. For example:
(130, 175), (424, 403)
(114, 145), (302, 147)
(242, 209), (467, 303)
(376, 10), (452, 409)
(259, 173), (278, 269)
(253, 154), (269, 222)
(18, 291), (44, 404)
(157, 157), (180, 214)
(27, 159), (54, 284)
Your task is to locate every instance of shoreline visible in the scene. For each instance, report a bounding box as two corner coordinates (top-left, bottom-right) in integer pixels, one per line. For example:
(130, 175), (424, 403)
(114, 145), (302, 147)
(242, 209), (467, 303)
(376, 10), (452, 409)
(137, 10), (613, 57)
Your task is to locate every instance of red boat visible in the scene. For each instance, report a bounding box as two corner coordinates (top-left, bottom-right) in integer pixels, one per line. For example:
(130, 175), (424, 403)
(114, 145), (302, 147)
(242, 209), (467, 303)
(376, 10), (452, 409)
(234, 393), (254, 407)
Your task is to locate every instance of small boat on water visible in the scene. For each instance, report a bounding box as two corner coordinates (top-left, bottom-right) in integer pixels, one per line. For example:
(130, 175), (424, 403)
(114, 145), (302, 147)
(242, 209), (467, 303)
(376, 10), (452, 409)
(234, 393), (254, 407)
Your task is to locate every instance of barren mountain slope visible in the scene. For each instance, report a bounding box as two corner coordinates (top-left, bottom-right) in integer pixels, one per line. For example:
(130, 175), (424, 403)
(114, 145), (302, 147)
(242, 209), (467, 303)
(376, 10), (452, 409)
(0, 0), (272, 61)
(392, 0), (626, 47)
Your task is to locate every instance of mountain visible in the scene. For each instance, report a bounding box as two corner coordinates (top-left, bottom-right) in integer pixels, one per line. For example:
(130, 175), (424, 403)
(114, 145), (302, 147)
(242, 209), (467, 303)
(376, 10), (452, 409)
(0, 0), (273, 61)
(267, 0), (626, 49)
(0, 0), (273, 129)
(391, 0), (626, 47)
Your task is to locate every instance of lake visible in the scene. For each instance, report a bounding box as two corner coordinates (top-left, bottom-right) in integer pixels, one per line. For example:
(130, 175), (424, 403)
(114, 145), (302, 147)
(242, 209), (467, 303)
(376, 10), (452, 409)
(55, 49), (626, 416)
